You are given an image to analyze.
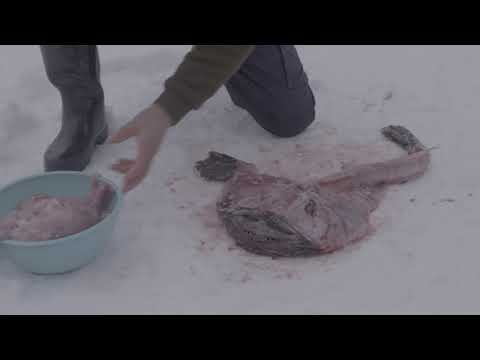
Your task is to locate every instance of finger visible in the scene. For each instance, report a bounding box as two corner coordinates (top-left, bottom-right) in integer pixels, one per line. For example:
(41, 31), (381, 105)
(123, 177), (141, 193)
(108, 122), (138, 144)
(111, 159), (135, 172)
(113, 158), (135, 166)
(123, 162), (149, 193)
(111, 159), (135, 174)
(123, 172), (144, 193)
(112, 158), (135, 167)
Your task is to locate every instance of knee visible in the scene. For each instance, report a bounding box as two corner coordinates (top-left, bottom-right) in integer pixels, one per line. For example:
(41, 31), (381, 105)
(262, 105), (316, 138)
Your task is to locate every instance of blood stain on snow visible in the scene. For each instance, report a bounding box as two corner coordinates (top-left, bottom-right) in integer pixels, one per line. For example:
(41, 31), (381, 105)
(192, 203), (231, 253)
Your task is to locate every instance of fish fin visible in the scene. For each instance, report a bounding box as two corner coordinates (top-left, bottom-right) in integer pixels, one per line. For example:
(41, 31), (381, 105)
(194, 152), (240, 182)
(381, 125), (427, 154)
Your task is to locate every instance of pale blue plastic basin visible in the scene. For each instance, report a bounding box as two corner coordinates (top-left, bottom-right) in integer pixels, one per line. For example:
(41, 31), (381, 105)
(0, 172), (123, 275)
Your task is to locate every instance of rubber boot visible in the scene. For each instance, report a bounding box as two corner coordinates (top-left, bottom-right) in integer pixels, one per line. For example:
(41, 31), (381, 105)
(40, 45), (108, 172)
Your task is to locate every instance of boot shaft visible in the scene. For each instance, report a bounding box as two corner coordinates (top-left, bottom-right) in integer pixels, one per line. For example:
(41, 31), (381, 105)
(40, 45), (104, 101)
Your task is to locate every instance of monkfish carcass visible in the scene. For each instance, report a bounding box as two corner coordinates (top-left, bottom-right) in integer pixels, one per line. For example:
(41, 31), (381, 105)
(194, 126), (431, 258)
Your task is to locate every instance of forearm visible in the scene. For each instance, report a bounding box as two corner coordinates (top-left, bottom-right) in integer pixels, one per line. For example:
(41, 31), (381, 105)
(154, 45), (255, 125)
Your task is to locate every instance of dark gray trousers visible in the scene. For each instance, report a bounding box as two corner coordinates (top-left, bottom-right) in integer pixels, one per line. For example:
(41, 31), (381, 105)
(226, 45), (316, 138)
(40, 45), (316, 137)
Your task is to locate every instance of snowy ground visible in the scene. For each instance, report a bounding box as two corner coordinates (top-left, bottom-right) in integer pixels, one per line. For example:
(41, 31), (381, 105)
(0, 45), (479, 314)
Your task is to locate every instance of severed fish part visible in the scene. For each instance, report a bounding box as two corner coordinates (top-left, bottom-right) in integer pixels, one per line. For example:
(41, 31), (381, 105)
(195, 126), (432, 258)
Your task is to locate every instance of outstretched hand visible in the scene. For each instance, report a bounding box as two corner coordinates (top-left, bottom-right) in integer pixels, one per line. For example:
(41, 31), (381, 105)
(109, 104), (171, 193)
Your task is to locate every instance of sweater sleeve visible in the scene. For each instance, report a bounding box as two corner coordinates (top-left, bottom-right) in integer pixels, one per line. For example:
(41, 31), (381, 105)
(154, 45), (255, 125)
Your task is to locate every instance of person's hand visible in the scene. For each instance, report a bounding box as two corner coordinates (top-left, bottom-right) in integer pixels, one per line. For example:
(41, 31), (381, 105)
(109, 104), (171, 193)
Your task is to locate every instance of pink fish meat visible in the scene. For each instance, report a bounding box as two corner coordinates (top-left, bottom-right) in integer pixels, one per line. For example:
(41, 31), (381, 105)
(0, 176), (113, 241)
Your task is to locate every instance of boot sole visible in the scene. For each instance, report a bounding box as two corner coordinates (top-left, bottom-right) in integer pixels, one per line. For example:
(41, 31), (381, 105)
(44, 124), (109, 172)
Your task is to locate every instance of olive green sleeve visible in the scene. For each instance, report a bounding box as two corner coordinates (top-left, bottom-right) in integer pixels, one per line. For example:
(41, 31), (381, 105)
(154, 45), (255, 125)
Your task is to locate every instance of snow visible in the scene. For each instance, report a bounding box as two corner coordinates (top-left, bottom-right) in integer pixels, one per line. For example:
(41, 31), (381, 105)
(0, 45), (478, 314)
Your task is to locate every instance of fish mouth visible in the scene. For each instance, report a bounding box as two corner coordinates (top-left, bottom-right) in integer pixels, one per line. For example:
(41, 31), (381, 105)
(220, 207), (323, 258)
